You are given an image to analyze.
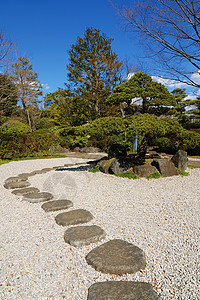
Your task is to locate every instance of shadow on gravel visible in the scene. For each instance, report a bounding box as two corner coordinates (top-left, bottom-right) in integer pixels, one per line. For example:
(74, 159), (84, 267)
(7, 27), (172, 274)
(55, 162), (96, 172)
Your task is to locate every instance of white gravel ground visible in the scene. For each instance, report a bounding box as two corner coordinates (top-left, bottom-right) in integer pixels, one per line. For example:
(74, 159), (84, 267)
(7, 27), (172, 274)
(0, 157), (199, 300)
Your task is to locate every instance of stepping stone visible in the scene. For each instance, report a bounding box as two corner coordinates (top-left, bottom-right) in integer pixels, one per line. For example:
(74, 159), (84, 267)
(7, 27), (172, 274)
(5, 176), (28, 184)
(87, 281), (159, 300)
(41, 168), (53, 172)
(4, 181), (30, 189)
(23, 192), (53, 203)
(11, 187), (40, 196)
(85, 239), (146, 275)
(18, 173), (32, 177)
(29, 170), (45, 176)
(64, 225), (106, 247)
(55, 209), (94, 226)
(41, 199), (73, 212)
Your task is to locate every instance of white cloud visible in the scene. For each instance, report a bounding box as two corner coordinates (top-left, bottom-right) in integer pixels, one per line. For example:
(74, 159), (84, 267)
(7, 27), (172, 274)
(151, 76), (187, 88)
(42, 83), (50, 91)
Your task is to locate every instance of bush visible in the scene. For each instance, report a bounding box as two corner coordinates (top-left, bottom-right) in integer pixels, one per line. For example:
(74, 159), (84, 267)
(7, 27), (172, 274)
(0, 120), (31, 136)
(0, 130), (61, 159)
(146, 171), (162, 180)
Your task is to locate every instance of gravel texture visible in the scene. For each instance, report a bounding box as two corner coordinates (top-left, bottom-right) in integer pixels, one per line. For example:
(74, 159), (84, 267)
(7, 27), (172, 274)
(0, 157), (199, 299)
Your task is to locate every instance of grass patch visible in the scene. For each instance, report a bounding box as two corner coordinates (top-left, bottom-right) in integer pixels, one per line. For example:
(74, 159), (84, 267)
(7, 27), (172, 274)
(188, 164), (200, 169)
(88, 167), (100, 173)
(177, 169), (190, 176)
(146, 171), (162, 180)
(114, 171), (139, 179)
(0, 154), (67, 165)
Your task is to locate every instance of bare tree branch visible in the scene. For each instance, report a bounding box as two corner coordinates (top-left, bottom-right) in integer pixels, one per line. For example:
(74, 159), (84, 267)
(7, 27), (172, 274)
(110, 0), (200, 88)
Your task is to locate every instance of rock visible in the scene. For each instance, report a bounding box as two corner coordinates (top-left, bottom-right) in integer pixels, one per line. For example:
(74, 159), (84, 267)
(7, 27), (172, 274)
(4, 181), (31, 189)
(133, 165), (158, 177)
(171, 150), (188, 171)
(55, 209), (94, 226)
(99, 159), (114, 174)
(58, 145), (70, 153)
(85, 239), (146, 275)
(5, 176), (28, 184)
(109, 158), (133, 174)
(40, 168), (53, 172)
(23, 192), (53, 203)
(108, 143), (127, 158)
(151, 159), (179, 177)
(29, 170), (45, 176)
(87, 281), (159, 300)
(64, 225), (106, 247)
(109, 158), (121, 174)
(80, 147), (102, 153)
(74, 147), (80, 152)
(41, 200), (73, 212)
(11, 187), (39, 196)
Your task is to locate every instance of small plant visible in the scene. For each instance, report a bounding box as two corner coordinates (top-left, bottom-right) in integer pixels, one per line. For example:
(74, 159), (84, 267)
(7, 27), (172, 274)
(177, 169), (190, 176)
(114, 171), (139, 179)
(146, 171), (162, 180)
(88, 167), (100, 173)
(188, 165), (200, 169)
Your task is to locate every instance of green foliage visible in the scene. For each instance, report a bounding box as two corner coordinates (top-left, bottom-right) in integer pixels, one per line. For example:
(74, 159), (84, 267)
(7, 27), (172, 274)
(0, 120), (31, 136)
(177, 169), (190, 176)
(114, 171), (139, 179)
(0, 74), (18, 118)
(0, 129), (61, 159)
(67, 27), (123, 118)
(68, 136), (88, 149)
(11, 57), (42, 129)
(88, 167), (100, 173)
(188, 165), (200, 169)
(146, 171), (162, 180)
(107, 72), (176, 117)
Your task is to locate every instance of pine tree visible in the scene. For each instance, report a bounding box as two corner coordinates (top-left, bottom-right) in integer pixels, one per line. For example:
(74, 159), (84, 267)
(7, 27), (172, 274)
(67, 27), (123, 118)
(107, 72), (176, 117)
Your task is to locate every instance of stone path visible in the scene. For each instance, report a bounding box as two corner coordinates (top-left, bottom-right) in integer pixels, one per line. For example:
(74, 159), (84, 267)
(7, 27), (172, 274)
(3, 160), (159, 299)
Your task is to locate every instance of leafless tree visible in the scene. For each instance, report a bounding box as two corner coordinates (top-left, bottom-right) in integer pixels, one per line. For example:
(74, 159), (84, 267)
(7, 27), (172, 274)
(110, 0), (200, 88)
(0, 31), (16, 73)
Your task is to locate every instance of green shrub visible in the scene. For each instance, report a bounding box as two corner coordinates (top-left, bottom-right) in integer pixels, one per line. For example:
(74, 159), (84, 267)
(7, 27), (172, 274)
(146, 171), (162, 180)
(177, 169), (190, 176)
(0, 120), (31, 136)
(88, 167), (100, 173)
(0, 130), (61, 159)
(114, 171), (139, 179)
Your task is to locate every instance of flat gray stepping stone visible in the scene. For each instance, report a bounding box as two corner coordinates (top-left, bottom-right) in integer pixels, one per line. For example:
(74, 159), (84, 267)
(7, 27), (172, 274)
(85, 239), (146, 275)
(41, 200), (73, 212)
(55, 209), (94, 226)
(5, 176), (28, 183)
(29, 170), (46, 175)
(87, 281), (159, 300)
(41, 168), (53, 172)
(4, 181), (30, 189)
(12, 187), (39, 196)
(64, 225), (106, 247)
(23, 192), (53, 203)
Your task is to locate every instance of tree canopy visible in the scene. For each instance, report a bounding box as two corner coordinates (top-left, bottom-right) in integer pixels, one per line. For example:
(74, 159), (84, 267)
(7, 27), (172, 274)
(67, 27), (123, 118)
(107, 72), (176, 116)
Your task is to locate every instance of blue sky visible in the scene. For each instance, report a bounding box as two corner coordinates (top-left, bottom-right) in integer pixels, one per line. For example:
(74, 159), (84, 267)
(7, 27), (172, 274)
(1, 0), (140, 94)
(1, 0), (199, 99)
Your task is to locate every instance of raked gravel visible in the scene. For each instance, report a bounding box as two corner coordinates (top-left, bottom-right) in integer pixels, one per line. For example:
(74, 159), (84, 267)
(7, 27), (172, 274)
(0, 157), (199, 300)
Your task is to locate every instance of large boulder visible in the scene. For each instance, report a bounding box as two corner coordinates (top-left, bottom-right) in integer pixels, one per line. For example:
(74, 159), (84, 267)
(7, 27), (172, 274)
(171, 150), (188, 171)
(151, 159), (179, 177)
(99, 159), (114, 174)
(133, 165), (158, 177)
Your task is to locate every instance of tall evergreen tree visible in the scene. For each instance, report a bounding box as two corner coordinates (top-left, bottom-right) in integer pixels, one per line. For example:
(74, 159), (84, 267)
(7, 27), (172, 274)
(11, 57), (42, 129)
(67, 27), (123, 118)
